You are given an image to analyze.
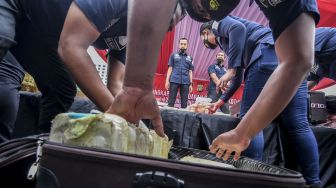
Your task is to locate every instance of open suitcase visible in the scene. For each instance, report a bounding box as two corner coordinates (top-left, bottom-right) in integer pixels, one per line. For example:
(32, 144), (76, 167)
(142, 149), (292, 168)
(30, 139), (305, 188)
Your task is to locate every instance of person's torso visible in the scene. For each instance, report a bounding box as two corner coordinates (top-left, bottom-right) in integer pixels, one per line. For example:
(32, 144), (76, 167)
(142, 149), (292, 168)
(170, 52), (192, 84)
(315, 27), (336, 58)
(221, 16), (274, 68)
(208, 63), (226, 89)
(19, 0), (127, 48)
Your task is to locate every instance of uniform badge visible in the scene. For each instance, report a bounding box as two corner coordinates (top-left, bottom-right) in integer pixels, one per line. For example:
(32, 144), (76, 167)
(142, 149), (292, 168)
(209, 0), (220, 11)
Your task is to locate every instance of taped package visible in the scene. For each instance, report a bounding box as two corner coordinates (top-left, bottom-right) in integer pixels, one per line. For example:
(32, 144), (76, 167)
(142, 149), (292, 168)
(49, 113), (173, 158)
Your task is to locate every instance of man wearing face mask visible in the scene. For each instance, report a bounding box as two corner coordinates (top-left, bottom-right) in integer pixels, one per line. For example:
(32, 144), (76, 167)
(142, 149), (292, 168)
(109, 1), (320, 186)
(200, 16), (321, 185)
(207, 51), (229, 113)
(165, 38), (194, 108)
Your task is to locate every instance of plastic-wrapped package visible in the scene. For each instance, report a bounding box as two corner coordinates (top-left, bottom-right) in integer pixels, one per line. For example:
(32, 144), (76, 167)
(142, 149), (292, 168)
(50, 113), (172, 158)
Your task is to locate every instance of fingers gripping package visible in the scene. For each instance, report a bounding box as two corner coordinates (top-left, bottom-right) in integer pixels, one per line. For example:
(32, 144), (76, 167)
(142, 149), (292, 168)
(49, 113), (172, 158)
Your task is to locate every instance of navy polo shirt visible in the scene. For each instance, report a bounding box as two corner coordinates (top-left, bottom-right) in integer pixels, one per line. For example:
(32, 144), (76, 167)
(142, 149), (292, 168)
(308, 27), (336, 82)
(254, 0), (320, 40)
(213, 16), (245, 69)
(19, 0), (127, 50)
(168, 52), (194, 85)
(315, 27), (336, 57)
(212, 16), (274, 103)
(208, 63), (226, 90)
(230, 16), (274, 68)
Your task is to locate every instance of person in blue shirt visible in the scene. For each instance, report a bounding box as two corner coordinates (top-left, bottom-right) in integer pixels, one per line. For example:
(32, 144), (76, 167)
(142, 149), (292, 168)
(104, 3), (322, 187)
(308, 27), (336, 90)
(207, 51), (229, 113)
(165, 38), (194, 108)
(0, 0), (185, 142)
(199, 16), (321, 185)
(109, 3), (320, 186)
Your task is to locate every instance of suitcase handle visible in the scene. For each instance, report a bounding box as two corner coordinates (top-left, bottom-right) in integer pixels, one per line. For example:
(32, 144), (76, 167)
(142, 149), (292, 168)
(133, 171), (184, 188)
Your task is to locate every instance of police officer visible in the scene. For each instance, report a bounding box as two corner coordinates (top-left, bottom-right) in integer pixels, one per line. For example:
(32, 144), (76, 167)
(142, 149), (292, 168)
(207, 51), (229, 113)
(0, 0), (129, 143)
(0, 0), (186, 142)
(108, 2), (320, 187)
(200, 16), (321, 186)
(165, 38), (194, 108)
(308, 27), (336, 89)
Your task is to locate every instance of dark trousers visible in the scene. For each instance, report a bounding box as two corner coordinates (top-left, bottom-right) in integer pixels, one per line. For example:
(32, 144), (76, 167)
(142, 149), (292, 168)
(241, 45), (320, 185)
(0, 52), (23, 143)
(0, 9), (76, 142)
(168, 83), (189, 108)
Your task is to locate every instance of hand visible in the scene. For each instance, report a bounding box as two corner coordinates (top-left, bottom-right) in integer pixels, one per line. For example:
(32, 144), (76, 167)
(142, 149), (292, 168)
(208, 100), (224, 114)
(221, 81), (231, 92)
(189, 85), (193, 93)
(106, 86), (165, 137)
(216, 73), (232, 93)
(165, 81), (170, 90)
(209, 129), (250, 161)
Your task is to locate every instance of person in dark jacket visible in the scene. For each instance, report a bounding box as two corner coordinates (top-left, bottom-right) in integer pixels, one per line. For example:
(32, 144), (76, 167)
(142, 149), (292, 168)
(106, 2), (320, 186)
(200, 16), (320, 185)
(308, 27), (336, 89)
(0, 0), (186, 142)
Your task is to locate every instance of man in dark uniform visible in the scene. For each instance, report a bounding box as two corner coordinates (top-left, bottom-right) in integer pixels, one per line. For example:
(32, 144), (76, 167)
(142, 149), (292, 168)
(308, 27), (336, 89)
(0, 0), (185, 142)
(0, 0), (129, 143)
(207, 51), (229, 113)
(165, 38), (194, 108)
(200, 16), (321, 185)
(108, 3), (320, 186)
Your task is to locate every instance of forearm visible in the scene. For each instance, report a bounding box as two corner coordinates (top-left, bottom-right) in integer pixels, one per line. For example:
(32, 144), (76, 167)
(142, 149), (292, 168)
(107, 58), (125, 96)
(212, 77), (219, 83)
(235, 63), (308, 138)
(59, 47), (114, 111)
(220, 68), (243, 102)
(124, 0), (177, 90)
(189, 70), (193, 84)
(166, 68), (172, 82)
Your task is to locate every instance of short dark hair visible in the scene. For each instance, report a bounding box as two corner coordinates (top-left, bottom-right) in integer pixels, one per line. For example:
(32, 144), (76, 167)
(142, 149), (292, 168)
(199, 21), (214, 35)
(179, 37), (188, 42)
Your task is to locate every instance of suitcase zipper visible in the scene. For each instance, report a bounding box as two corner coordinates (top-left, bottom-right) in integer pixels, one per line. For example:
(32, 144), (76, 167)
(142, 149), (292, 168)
(27, 140), (44, 180)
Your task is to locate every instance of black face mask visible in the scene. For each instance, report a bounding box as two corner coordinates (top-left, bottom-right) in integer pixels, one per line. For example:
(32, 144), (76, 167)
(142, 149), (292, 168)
(216, 59), (224, 66)
(180, 49), (186, 53)
(203, 34), (217, 49)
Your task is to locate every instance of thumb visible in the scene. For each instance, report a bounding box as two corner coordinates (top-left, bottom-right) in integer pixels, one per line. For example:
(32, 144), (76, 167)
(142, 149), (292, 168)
(151, 114), (165, 137)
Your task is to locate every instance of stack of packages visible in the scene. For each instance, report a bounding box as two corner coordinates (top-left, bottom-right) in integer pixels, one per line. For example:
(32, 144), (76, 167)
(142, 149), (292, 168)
(189, 103), (211, 114)
(49, 113), (172, 158)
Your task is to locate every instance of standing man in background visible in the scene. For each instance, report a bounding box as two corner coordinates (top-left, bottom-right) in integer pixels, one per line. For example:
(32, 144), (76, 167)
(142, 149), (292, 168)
(207, 51), (229, 113)
(165, 38), (194, 108)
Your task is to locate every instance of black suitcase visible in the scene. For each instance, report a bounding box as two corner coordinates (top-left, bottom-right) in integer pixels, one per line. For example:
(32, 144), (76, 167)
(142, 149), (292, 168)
(32, 140), (305, 188)
(0, 134), (47, 188)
